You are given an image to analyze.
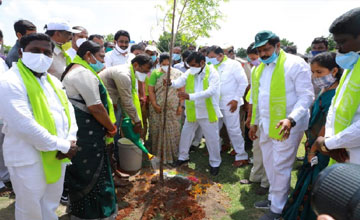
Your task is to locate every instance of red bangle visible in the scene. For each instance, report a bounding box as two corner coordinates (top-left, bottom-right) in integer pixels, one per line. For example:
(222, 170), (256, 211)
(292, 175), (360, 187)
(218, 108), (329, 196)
(107, 125), (117, 135)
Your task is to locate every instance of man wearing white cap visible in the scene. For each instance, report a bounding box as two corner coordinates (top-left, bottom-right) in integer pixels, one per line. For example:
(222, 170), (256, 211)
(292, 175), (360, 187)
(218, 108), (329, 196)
(45, 19), (81, 80)
(105, 30), (134, 67)
(66, 26), (88, 61)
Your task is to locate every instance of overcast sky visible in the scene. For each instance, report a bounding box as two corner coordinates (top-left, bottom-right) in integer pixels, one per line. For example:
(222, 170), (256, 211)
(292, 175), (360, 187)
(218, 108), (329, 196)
(0, 0), (357, 54)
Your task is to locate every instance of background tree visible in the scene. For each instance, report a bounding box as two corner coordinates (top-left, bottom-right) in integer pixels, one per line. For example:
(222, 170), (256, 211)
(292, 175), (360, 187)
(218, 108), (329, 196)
(105, 33), (114, 42)
(236, 47), (247, 58)
(158, 31), (193, 52)
(280, 38), (295, 47)
(157, 0), (228, 50)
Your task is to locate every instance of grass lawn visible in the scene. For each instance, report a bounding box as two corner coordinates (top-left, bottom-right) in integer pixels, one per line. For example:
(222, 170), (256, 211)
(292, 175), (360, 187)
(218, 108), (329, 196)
(0, 137), (306, 220)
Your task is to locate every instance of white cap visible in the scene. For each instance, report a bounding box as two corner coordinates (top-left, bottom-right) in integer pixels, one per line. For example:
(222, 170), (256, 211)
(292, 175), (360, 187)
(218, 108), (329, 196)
(45, 19), (81, 33)
(145, 45), (157, 52)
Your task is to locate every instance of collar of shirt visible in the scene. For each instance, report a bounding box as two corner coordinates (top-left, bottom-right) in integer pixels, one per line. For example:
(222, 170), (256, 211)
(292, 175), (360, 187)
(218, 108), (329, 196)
(54, 46), (62, 56)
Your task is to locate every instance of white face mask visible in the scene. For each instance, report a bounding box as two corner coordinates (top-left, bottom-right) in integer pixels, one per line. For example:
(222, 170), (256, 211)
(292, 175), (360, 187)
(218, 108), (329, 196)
(115, 44), (128, 54)
(161, 65), (169, 73)
(76, 38), (87, 48)
(21, 50), (53, 73)
(135, 71), (147, 82)
(189, 66), (201, 75)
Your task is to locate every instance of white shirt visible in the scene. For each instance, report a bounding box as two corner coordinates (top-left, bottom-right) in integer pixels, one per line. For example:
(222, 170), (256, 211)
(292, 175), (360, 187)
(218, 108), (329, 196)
(0, 58), (8, 125)
(171, 65), (223, 119)
(325, 68), (360, 164)
(0, 64), (78, 167)
(217, 58), (248, 109)
(104, 48), (135, 68)
(48, 46), (67, 80)
(66, 47), (77, 61)
(253, 53), (314, 135)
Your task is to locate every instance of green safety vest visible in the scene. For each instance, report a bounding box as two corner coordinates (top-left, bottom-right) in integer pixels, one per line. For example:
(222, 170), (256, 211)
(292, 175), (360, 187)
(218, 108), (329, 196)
(328, 58), (360, 166)
(185, 64), (218, 123)
(251, 49), (287, 140)
(245, 66), (258, 103)
(130, 65), (143, 126)
(17, 59), (71, 184)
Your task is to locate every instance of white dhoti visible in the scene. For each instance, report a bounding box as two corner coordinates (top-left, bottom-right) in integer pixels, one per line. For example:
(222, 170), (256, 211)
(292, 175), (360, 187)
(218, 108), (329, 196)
(259, 125), (303, 214)
(219, 108), (248, 160)
(249, 130), (269, 188)
(8, 161), (66, 220)
(178, 119), (221, 167)
(0, 125), (10, 188)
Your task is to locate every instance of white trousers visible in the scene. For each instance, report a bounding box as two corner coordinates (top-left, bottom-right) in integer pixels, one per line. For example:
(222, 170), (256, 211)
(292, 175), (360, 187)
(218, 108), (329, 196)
(8, 161), (66, 220)
(219, 108), (248, 160)
(191, 127), (203, 146)
(0, 125), (10, 188)
(249, 130), (269, 188)
(179, 119), (222, 167)
(259, 125), (303, 214)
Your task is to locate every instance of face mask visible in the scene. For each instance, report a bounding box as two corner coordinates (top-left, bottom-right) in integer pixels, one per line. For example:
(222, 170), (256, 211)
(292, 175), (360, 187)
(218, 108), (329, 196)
(115, 44), (128, 54)
(172, 53), (181, 61)
(250, 59), (261, 66)
(312, 73), (337, 89)
(259, 46), (278, 64)
(208, 57), (220, 65)
(89, 54), (104, 72)
(21, 50), (53, 73)
(311, 50), (323, 57)
(76, 38), (87, 48)
(205, 57), (211, 64)
(151, 55), (157, 62)
(189, 66), (202, 75)
(135, 71), (147, 82)
(161, 65), (169, 73)
(335, 51), (360, 70)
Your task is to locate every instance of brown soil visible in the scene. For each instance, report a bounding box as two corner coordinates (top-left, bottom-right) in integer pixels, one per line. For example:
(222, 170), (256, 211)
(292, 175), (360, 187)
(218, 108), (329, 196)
(115, 167), (230, 220)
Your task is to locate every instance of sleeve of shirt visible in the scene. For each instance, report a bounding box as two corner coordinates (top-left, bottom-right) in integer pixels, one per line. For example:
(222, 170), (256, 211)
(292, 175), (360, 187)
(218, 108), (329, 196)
(72, 69), (102, 107)
(0, 80), (70, 153)
(104, 52), (112, 68)
(233, 62), (249, 104)
(325, 117), (360, 150)
(287, 60), (315, 122)
(112, 69), (141, 123)
(148, 70), (160, 87)
(189, 67), (220, 101)
(324, 100), (335, 138)
(171, 70), (188, 88)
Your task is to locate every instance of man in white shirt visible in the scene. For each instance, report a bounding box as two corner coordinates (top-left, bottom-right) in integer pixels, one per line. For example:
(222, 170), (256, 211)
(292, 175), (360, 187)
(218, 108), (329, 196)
(314, 8), (360, 165)
(66, 26), (88, 60)
(0, 33), (78, 220)
(45, 19), (81, 80)
(166, 52), (223, 176)
(249, 31), (314, 220)
(207, 45), (249, 167)
(105, 30), (135, 67)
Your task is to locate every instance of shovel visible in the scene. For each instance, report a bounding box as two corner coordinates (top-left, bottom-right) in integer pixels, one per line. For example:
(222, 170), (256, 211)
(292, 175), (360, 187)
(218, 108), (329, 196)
(121, 117), (160, 169)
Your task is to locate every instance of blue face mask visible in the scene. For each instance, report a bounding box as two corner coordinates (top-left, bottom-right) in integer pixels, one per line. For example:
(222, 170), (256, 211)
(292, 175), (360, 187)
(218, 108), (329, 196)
(311, 50), (323, 57)
(335, 51), (360, 70)
(172, 53), (181, 61)
(89, 54), (104, 72)
(208, 57), (220, 65)
(259, 47), (278, 64)
(205, 57), (211, 64)
(151, 55), (157, 62)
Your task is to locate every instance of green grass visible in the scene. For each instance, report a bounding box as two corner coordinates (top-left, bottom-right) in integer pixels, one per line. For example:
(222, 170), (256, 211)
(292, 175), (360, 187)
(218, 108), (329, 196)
(186, 136), (306, 220)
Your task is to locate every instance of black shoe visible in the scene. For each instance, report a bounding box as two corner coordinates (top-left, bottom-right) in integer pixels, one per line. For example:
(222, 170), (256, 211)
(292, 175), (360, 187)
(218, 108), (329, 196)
(259, 210), (281, 220)
(172, 159), (189, 167)
(254, 200), (271, 209)
(255, 186), (269, 195)
(189, 145), (198, 152)
(209, 166), (220, 176)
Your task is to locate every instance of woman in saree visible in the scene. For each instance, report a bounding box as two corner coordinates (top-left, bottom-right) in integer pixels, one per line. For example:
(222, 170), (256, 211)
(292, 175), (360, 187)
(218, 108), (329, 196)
(148, 53), (184, 165)
(62, 40), (117, 220)
(283, 52), (343, 220)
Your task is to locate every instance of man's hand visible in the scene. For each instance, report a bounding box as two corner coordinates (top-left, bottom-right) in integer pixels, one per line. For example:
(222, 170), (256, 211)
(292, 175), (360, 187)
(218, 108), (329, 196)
(133, 121), (142, 134)
(153, 104), (162, 113)
(163, 78), (172, 86)
(106, 124), (117, 138)
(56, 141), (78, 160)
(178, 92), (190, 100)
(329, 149), (349, 163)
(276, 119), (292, 140)
(249, 125), (258, 141)
(227, 100), (238, 113)
(176, 105), (183, 116)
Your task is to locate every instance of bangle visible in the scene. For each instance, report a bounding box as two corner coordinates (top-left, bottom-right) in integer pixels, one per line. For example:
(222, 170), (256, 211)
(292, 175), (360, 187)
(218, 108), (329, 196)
(107, 125), (117, 135)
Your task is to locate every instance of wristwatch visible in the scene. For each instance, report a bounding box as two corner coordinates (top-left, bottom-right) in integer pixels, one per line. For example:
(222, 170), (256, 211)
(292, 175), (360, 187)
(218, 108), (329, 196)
(287, 117), (296, 127)
(321, 141), (329, 153)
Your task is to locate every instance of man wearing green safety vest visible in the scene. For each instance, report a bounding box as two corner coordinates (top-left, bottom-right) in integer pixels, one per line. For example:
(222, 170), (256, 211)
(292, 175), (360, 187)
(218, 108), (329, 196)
(166, 52), (223, 176)
(45, 19), (80, 80)
(313, 8), (360, 165)
(0, 33), (78, 220)
(249, 31), (314, 220)
(207, 45), (249, 167)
